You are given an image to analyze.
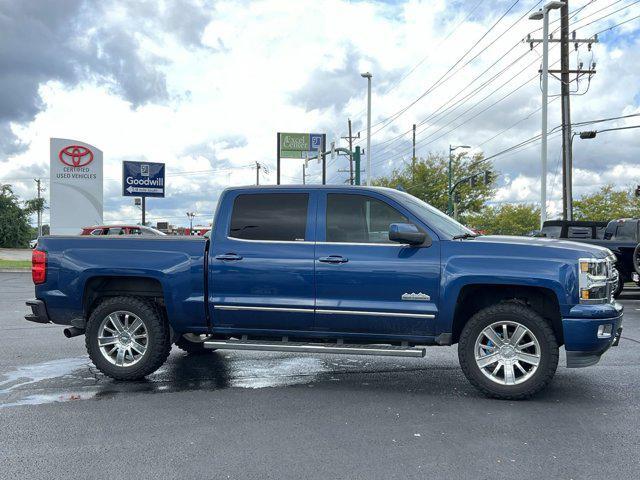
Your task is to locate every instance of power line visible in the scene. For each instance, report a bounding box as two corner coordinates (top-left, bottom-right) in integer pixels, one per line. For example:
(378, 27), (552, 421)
(364, 0), (608, 162)
(354, 0), (529, 142)
(348, 0), (487, 123)
(594, 11), (640, 34)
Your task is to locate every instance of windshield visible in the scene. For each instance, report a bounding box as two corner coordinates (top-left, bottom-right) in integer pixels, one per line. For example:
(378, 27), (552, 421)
(384, 189), (476, 239)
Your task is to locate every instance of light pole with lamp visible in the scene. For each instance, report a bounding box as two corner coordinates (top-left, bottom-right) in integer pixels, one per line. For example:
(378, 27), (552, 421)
(186, 211), (196, 235)
(448, 145), (471, 216)
(529, 1), (565, 228)
(361, 72), (372, 186)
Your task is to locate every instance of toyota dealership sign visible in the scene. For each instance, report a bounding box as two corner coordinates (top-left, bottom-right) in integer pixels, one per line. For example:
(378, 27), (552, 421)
(50, 138), (103, 235)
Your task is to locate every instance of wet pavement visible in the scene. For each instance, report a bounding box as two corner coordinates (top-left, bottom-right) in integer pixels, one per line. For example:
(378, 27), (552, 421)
(1, 272), (639, 479)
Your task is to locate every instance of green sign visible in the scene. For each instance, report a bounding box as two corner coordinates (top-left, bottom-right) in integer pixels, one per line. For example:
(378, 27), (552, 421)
(279, 132), (324, 159)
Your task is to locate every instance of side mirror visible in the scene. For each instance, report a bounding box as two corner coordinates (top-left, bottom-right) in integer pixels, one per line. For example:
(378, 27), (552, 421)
(389, 223), (427, 246)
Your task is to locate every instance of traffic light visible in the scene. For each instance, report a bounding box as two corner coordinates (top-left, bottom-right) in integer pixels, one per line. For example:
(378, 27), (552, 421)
(470, 175), (478, 187)
(635, 185), (640, 197)
(484, 170), (492, 185)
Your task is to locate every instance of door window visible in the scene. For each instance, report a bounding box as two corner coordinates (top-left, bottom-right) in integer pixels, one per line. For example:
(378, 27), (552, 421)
(614, 221), (637, 241)
(326, 194), (409, 244)
(229, 193), (308, 241)
(107, 228), (124, 235)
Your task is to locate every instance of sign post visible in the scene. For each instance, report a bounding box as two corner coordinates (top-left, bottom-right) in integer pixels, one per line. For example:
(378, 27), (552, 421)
(122, 161), (165, 225)
(277, 132), (326, 185)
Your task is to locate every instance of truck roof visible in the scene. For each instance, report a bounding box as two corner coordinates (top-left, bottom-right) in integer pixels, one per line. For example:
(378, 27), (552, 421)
(227, 184), (388, 190)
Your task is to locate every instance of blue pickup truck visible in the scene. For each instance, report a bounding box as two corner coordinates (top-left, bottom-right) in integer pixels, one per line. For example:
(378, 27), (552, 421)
(26, 186), (623, 399)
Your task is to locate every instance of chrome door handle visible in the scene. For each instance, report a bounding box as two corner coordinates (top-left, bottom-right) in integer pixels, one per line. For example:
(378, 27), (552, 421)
(215, 253), (243, 261)
(318, 255), (348, 264)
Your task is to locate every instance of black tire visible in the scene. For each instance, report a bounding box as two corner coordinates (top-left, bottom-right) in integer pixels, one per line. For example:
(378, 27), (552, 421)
(175, 334), (214, 354)
(458, 302), (559, 400)
(613, 272), (624, 298)
(633, 244), (640, 274)
(85, 296), (171, 380)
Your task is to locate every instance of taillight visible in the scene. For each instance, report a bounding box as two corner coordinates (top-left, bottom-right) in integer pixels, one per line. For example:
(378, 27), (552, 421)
(32, 250), (46, 285)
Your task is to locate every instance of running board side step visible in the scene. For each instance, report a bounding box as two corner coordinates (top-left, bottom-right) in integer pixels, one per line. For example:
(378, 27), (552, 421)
(203, 339), (426, 358)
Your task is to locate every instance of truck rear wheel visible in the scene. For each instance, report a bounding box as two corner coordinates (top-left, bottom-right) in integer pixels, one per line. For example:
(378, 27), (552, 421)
(458, 302), (559, 400)
(175, 334), (215, 354)
(85, 296), (171, 380)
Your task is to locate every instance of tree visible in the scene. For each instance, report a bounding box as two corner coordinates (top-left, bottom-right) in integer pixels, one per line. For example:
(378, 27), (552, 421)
(467, 203), (540, 236)
(0, 184), (33, 248)
(373, 152), (497, 219)
(573, 184), (640, 221)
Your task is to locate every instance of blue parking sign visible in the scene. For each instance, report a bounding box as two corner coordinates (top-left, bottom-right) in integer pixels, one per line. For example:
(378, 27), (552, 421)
(310, 134), (323, 151)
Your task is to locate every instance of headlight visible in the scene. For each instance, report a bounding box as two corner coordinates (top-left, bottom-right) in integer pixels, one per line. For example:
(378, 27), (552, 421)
(578, 257), (612, 304)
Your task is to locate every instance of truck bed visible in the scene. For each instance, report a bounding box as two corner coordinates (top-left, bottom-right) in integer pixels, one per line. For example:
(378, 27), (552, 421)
(36, 235), (208, 332)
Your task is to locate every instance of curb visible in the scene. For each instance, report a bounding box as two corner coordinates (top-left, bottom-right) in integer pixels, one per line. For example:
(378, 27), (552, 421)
(0, 268), (30, 273)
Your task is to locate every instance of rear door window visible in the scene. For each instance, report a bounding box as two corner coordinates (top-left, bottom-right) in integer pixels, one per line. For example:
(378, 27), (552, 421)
(107, 228), (124, 235)
(229, 193), (308, 241)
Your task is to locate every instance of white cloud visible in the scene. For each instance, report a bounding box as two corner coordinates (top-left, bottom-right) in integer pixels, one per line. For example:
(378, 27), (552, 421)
(1, 0), (639, 227)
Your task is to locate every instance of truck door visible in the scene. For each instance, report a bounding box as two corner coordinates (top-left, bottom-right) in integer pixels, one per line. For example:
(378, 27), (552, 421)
(209, 190), (316, 333)
(314, 191), (439, 337)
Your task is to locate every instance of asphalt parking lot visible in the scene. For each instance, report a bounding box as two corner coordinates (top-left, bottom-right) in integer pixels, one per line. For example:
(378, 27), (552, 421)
(1, 272), (639, 479)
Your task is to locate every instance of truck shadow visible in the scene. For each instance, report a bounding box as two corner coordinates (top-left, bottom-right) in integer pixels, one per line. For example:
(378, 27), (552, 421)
(0, 351), (615, 408)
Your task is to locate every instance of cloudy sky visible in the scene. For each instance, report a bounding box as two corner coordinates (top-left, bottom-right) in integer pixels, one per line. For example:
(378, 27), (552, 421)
(1, 0), (639, 228)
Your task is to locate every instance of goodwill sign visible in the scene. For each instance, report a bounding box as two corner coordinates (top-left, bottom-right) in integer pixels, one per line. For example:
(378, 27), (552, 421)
(122, 161), (165, 198)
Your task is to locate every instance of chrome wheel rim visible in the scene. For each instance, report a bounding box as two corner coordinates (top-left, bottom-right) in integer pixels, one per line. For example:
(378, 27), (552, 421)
(474, 321), (541, 386)
(97, 311), (148, 367)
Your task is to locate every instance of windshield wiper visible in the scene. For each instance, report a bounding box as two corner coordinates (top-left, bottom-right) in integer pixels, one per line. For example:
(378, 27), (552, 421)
(452, 233), (479, 240)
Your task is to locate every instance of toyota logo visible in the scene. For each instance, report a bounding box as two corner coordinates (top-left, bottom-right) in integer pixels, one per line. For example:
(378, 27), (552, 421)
(59, 145), (94, 167)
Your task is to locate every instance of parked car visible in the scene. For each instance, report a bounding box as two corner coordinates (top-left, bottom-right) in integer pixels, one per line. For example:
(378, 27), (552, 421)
(81, 225), (166, 236)
(539, 220), (609, 240)
(542, 218), (639, 296)
(25, 186), (623, 399)
(29, 239), (38, 249)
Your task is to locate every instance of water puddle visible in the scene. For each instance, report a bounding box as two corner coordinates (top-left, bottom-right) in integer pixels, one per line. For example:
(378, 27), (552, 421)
(0, 352), (332, 408)
(0, 357), (90, 392)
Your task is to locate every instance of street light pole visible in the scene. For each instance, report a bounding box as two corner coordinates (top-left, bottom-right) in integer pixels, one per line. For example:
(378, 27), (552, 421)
(529, 1), (564, 228)
(186, 212), (195, 234)
(361, 72), (372, 186)
(448, 145), (471, 216)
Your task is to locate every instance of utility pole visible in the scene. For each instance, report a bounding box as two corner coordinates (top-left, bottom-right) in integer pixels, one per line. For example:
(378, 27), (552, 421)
(34, 178), (42, 237)
(412, 124), (416, 183)
(141, 197), (146, 225)
(302, 163), (306, 185)
(255, 162), (261, 185)
(560, 1), (572, 221)
(527, 1), (597, 222)
(341, 119), (360, 185)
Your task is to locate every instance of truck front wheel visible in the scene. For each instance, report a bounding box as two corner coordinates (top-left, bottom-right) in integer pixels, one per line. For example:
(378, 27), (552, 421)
(85, 296), (171, 380)
(458, 302), (559, 400)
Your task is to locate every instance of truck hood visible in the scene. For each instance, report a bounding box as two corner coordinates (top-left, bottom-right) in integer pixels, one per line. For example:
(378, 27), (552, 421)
(470, 235), (612, 259)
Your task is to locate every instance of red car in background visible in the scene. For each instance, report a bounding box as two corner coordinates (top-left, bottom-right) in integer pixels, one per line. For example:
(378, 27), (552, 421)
(81, 225), (166, 236)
